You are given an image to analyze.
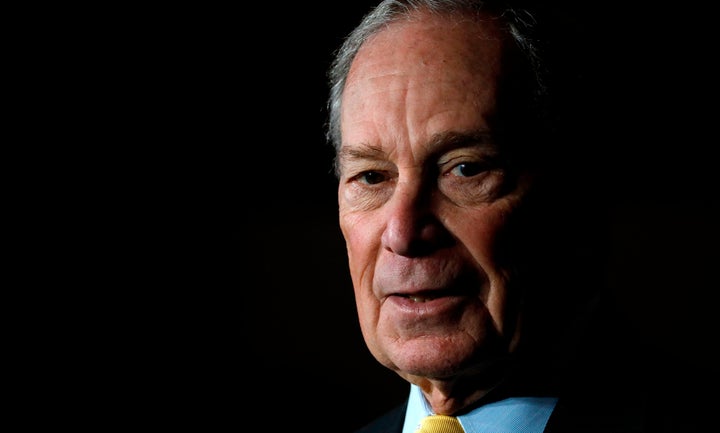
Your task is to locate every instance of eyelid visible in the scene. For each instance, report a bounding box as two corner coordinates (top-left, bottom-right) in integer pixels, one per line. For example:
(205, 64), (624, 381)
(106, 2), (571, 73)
(437, 141), (500, 162)
(438, 154), (477, 169)
(439, 152), (499, 171)
(344, 163), (395, 182)
(354, 170), (389, 185)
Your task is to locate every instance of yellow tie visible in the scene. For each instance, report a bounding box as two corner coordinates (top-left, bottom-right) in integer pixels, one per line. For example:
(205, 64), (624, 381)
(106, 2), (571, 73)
(415, 415), (465, 433)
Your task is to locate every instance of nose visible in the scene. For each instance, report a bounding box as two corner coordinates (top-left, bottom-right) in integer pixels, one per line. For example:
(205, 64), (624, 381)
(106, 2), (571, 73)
(380, 181), (452, 257)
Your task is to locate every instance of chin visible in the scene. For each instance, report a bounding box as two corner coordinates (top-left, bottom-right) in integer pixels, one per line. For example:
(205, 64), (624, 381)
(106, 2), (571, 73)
(382, 331), (514, 379)
(384, 336), (478, 377)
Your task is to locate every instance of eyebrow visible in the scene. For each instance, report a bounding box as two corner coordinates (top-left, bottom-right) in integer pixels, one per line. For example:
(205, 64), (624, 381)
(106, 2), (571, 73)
(337, 143), (386, 163)
(426, 131), (497, 154)
(339, 130), (497, 160)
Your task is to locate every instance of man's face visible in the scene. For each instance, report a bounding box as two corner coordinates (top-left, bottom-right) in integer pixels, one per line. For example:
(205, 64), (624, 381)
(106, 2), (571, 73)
(337, 13), (534, 384)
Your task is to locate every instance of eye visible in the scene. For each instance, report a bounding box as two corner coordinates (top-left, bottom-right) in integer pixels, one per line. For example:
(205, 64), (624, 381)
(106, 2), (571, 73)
(449, 161), (487, 177)
(358, 171), (387, 185)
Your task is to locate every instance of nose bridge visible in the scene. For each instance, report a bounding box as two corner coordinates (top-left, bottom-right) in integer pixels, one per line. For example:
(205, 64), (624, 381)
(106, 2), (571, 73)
(381, 172), (440, 256)
(392, 175), (426, 220)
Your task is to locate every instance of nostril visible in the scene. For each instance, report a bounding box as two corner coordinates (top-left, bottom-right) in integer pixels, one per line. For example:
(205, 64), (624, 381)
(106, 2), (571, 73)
(382, 215), (453, 257)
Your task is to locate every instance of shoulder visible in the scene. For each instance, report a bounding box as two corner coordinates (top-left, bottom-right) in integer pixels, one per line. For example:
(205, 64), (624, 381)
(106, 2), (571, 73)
(545, 353), (709, 432)
(353, 400), (408, 433)
(544, 296), (711, 432)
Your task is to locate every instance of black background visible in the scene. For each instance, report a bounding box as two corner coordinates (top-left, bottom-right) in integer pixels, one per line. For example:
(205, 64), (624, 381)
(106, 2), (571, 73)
(89, 1), (719, 430)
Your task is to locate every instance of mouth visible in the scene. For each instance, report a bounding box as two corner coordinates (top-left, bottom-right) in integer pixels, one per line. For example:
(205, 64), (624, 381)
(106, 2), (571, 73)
(385, 288), (469, 317)
(399, 294), (441, 303)
(394, 286), (468, 303)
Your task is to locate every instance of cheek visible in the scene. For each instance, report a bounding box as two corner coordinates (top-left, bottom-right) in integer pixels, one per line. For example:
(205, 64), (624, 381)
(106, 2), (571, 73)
(340, 211), (386, 337)
(452, 209), (508, 263)
(340, 211), (380, 289)
(457, 203), (524, 329)
(342, 217), (384, 350)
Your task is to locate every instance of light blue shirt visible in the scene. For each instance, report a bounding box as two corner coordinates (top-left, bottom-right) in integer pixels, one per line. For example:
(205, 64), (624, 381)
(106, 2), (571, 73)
(402, 384), (558, 433)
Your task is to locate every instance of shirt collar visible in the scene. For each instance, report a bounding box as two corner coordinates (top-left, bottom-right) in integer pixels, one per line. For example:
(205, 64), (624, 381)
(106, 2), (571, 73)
(402, 384), (557, 433)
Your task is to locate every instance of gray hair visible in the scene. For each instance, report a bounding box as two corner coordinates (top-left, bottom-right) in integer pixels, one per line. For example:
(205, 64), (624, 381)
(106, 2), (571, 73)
(325, 0), (549, 174)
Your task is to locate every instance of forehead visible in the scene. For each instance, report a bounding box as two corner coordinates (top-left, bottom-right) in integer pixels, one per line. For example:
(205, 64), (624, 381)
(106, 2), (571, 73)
(352, 11), (508, 74)
(340, 12), (511, 157)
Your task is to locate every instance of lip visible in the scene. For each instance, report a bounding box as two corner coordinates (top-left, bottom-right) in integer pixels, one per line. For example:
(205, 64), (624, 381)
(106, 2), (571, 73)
(384, 292), (466, 316)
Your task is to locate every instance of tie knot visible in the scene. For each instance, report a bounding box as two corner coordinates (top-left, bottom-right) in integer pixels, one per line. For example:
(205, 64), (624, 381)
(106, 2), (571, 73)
(415, 415), (465, 433)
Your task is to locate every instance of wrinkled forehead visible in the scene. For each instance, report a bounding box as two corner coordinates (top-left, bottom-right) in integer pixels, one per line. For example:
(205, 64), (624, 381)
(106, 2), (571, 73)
(341, 12), (513, 138)
(342, 14), (516, 130)
(348, 11), (511, 84)
(338, 15), (513, 169)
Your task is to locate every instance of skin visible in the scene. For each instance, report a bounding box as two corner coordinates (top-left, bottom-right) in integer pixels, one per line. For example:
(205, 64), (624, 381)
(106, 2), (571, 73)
(337, 12), (536, 415)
